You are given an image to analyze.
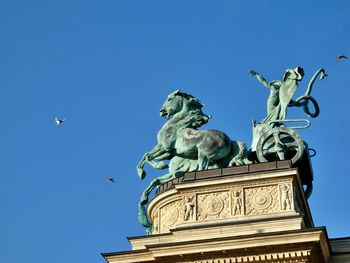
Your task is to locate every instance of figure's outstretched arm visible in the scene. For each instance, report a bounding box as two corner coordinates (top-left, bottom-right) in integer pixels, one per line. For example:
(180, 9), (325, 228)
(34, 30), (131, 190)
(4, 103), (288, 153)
(248, 70), (270, 89)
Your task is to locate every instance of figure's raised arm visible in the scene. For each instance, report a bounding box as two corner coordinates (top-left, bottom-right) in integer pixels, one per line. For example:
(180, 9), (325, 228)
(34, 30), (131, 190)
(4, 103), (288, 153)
(248, 70), (270, 89)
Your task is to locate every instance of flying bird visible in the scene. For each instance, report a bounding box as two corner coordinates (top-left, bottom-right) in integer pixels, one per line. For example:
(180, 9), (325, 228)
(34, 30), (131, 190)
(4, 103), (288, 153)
(106, 177), (116, 183)
(54, 117), (65, 126)
(336, 55), (348, 62)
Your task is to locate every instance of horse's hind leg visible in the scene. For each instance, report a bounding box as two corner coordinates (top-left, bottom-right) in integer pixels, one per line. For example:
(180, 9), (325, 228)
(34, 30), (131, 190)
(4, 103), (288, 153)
(198, 152), (210, 171)
(138, 172), (174, 231)
(140, 173), (176, 205)
(229, 141), (252, 166)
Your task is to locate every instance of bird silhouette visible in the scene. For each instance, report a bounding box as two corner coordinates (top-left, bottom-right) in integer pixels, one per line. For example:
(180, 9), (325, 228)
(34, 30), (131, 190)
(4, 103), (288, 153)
(54, 117), (65, 126)
(336, 55), (348, 62)
(106, 178), (116, 183)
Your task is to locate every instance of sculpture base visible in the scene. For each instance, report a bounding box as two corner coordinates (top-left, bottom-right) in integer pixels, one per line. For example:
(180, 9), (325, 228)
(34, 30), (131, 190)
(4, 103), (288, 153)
(102, 161), (350, 262)
(148, 160), (312, 235)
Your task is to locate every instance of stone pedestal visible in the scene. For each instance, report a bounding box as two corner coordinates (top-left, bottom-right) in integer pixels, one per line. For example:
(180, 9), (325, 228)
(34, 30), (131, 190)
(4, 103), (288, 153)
(102, 161), (350, 263)
(148, 160), (312, 235)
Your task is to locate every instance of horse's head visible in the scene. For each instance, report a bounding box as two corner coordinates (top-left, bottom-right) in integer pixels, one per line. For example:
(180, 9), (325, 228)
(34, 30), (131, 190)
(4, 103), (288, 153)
(160, 90), (203, 119)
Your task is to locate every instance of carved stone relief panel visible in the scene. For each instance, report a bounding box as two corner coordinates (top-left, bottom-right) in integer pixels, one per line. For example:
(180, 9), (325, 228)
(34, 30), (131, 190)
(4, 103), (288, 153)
(152, 209), (159, 234)
(197, 191), (230, 221)
(231, 189), (244, 216)
(245, 185), (280, 215)
(183, 195), (196, 222)
(159, 199), (183, 233)
(150, 176), (302, 233)
(280, 184), (293, 211)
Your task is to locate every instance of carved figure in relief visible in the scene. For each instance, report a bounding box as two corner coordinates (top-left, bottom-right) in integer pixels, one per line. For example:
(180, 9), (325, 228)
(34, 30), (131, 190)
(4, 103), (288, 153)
(232, 191), (242, 215)
(281, 185), (292, 210)
(153, 211), (159, 233)
(184, 196), (195, 221)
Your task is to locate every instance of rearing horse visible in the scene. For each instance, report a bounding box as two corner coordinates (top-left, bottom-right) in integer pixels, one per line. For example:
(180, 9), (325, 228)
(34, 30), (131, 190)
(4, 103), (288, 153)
(137, 90), (251, 208)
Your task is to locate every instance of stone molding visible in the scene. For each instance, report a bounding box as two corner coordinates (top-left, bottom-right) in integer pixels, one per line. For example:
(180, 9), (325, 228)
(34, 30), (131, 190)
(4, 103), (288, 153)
(148, 169), (311, 234)
(103, 228), (330, 263)
(166, 250), (312, 263)
(101, 163), (339, 263)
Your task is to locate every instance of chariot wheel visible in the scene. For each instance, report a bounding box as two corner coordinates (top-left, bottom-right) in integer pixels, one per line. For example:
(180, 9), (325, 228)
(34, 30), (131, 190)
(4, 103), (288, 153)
(256, 126), (304, 164)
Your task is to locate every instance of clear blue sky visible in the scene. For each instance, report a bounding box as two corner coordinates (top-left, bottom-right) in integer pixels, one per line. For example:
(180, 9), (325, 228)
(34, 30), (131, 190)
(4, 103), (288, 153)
(1, 1), (349, 262)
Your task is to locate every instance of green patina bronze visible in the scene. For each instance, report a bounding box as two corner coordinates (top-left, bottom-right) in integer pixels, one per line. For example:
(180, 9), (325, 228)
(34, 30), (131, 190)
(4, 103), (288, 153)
(137, 67), (325, 233)
(249, 67), (326, 198)
(249, 67), (325, 125)
(137, 90), (251, 233)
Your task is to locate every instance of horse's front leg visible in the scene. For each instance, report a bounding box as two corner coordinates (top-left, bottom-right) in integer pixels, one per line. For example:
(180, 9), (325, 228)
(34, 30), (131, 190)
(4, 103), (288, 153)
(137, 152), (150, 180)
(137, 144), (168, 179)
(145, 159), (168, 170)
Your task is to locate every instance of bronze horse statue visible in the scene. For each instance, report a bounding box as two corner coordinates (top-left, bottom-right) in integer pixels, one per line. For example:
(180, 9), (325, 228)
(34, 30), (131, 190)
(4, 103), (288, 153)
(137, 90), (251, 229)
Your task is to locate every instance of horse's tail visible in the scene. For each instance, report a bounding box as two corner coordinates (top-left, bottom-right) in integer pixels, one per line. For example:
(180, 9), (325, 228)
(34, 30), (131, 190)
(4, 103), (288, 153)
(138, 203), (153, 232)
(228, 141), (252, 166)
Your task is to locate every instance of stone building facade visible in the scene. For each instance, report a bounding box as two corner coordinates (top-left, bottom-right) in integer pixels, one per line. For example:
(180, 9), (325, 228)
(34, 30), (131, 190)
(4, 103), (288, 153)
(102, 161), (350, 263)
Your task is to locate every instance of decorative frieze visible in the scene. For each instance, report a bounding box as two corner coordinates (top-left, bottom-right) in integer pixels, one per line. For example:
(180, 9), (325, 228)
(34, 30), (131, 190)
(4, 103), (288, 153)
(149, 173), (305, 234)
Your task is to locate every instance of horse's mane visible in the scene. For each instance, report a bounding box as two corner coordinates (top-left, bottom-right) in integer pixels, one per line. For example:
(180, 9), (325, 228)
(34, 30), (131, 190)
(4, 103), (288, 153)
(168, 90), (209, 129)
(172, 90), (204, 109)
(182, 109), (210, 129)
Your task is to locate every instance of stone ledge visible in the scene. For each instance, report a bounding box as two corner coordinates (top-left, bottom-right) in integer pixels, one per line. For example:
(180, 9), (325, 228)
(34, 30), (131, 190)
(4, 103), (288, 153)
(148, 168), (313, 235)
(128, 215), (306, 250)
(103, 228), (330, 263)
(330, 237), (350, 253)
(156, 160), (292, 196)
